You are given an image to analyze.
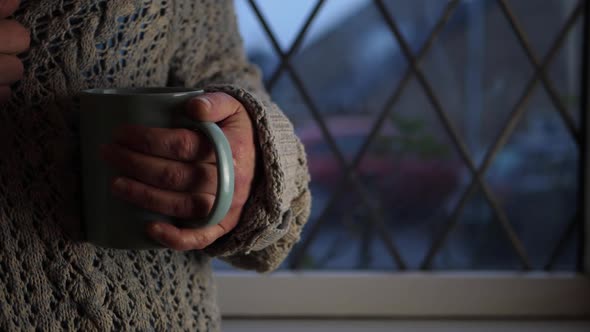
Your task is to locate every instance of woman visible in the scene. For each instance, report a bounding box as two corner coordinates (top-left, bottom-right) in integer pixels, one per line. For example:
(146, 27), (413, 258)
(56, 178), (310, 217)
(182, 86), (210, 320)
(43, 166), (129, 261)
(0, 0), (310, 330)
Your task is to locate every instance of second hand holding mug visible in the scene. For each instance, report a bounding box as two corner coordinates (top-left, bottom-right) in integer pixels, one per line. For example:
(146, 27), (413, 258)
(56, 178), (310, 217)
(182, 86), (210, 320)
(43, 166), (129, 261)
(79, 87), (234, 250)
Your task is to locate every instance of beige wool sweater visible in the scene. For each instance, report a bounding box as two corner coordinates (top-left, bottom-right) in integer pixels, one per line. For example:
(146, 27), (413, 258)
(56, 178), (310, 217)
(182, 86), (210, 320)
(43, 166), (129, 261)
(0, 0), (311, 330)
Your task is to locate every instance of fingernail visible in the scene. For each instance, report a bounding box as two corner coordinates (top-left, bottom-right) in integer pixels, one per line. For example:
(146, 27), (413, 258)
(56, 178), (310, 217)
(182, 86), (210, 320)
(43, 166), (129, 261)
(191, 96), (211, 113)
(112, 177), (127, 192)
(151, 224), (162, 236)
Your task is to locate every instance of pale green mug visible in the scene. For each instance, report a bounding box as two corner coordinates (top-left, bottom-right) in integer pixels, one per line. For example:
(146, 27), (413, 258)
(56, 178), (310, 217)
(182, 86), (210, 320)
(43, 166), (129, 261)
(79, 87), (234, 249)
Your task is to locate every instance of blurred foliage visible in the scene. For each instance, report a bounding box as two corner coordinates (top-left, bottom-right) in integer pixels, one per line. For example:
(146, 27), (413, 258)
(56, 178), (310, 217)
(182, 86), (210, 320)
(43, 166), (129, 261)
(560, 94), (579, 109)
(372, 113), (450, 159)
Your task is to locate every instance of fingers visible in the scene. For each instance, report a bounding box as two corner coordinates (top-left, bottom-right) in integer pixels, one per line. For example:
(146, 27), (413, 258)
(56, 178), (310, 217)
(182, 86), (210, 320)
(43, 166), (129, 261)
(101, 143), (218, 193)
(113, 125), (215, 163)
(0, 19), (29, 54)
(186, 92), (244, 123)
(104, 142), (252, 220)
(108, 92), (257, 251)
(111, 176), (215, 219)
(0, 53), (23, 84)
(113, 92), (254, 165)
(0, 2), (28, 106)
(0, 0), (19, 19)
(187, 92), (256, 194)
(146, 208), (242, 251)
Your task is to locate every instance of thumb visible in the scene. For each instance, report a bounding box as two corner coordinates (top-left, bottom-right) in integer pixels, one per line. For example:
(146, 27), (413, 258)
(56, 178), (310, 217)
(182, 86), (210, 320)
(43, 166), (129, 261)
(0, 0), (20, 19)
(186, 92), (244, 123)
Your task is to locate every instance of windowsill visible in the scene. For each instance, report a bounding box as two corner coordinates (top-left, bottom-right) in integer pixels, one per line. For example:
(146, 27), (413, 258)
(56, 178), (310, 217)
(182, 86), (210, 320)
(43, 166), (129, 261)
(222, 319), (590, 332)
(216, 272), (590, 318)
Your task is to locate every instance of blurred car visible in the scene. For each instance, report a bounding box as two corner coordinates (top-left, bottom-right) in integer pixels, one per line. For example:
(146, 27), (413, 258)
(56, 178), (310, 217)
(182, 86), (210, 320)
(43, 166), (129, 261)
(297, 115), (461, 222)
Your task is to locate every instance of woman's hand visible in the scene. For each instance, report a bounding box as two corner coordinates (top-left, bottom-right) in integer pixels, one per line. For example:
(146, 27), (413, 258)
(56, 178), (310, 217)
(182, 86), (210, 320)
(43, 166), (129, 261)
(0, 0), (29, 105)
(100, 92), (257, 251)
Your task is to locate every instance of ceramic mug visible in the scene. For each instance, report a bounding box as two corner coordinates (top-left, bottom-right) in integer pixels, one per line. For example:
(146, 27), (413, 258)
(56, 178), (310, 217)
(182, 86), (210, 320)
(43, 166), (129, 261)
(79, 87), (234, 249)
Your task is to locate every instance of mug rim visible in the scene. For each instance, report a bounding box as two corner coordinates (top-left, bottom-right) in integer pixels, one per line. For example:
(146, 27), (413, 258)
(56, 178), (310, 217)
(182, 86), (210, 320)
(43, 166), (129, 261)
(80, 87), (204, 97)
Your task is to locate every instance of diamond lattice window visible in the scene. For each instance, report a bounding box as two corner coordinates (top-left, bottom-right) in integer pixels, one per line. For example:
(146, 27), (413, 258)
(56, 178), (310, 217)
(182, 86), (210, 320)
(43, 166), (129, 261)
(214, 0), (586, 272)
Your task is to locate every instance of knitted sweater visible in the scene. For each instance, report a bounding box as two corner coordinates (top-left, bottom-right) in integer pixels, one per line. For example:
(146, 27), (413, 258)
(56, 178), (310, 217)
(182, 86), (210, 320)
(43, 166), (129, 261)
(0, 0), (311, 330)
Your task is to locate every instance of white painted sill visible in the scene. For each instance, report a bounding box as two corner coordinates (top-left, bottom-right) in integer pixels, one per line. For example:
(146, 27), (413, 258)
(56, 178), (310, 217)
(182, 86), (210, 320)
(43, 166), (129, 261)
(216, 272), (590, 319)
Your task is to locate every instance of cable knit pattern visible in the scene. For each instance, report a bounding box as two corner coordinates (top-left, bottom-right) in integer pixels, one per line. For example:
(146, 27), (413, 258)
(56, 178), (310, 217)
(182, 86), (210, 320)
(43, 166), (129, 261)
(0, 0), (311, 330)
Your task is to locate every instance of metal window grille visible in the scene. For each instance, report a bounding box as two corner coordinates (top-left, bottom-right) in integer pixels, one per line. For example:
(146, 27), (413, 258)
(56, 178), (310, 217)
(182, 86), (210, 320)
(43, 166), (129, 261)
(235, 0), (587, 272)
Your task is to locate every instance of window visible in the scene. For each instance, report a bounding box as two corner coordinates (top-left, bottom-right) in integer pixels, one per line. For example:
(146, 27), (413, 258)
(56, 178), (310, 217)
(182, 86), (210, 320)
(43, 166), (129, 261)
(216, 0), (589, 318)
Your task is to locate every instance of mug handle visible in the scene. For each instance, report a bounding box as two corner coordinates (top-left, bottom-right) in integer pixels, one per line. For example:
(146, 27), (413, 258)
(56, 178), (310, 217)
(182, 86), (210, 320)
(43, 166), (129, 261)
(178, 121), (234, 228)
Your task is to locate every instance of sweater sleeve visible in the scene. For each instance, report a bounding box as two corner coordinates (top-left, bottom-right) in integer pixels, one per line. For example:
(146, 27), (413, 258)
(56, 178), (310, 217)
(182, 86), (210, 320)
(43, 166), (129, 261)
(168, 0), (311, 272)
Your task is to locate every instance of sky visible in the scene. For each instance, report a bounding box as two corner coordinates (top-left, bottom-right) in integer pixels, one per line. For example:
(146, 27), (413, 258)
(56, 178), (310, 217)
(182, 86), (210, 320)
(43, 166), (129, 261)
(234, 0), (369, 51)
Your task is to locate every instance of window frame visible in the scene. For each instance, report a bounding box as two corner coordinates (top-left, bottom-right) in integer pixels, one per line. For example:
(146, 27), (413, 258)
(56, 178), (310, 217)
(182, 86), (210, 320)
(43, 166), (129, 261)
(216, 0), (590, 319)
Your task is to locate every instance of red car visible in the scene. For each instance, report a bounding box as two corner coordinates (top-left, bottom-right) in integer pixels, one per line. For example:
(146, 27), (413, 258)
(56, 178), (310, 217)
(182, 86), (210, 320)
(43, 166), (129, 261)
(297, 115), (460, 219)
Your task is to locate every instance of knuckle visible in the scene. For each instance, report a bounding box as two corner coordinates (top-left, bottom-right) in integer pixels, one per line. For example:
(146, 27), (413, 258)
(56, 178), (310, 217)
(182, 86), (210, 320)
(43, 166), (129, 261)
(159, 165), (186, 189)
(231, 143), (247, 164)
(170, 130), (196, 160)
